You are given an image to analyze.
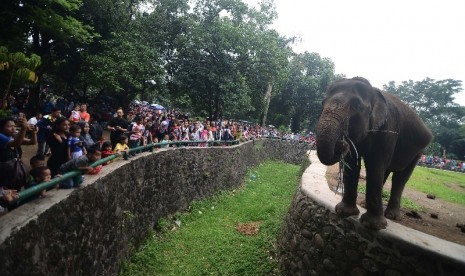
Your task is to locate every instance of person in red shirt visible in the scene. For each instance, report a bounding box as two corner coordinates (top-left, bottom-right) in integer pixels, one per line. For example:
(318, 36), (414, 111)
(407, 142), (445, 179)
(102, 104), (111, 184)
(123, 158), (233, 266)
(100, 141), (116, 165)
(80, 103), (91, 122)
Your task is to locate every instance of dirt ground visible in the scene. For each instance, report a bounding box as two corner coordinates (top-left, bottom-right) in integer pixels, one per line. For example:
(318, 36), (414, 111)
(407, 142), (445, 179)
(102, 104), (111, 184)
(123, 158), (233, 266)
(326, 165), (465, 246)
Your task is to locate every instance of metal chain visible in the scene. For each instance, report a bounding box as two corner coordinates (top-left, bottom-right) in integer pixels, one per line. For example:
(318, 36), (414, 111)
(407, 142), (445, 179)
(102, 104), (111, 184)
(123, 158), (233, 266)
(367, 130), (399, 134)
(337, 136), (346, 195)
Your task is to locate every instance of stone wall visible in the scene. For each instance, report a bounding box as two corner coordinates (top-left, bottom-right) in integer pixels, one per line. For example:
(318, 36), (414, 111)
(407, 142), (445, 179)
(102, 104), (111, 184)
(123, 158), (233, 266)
(0, 139), (311, 276)
(278, 151), (465, 275)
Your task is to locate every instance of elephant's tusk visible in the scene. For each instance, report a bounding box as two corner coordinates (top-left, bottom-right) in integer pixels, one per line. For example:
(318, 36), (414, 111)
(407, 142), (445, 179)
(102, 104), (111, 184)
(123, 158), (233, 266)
(345, 135), (359, 165)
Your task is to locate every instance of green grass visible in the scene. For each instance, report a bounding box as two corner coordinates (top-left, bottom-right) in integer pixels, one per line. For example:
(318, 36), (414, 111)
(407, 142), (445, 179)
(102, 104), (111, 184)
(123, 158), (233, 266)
(408, 167), (465, 206)
(357, 185), (424, 212)
(120, 161), (301, 276)
(357, 166), (465, 209)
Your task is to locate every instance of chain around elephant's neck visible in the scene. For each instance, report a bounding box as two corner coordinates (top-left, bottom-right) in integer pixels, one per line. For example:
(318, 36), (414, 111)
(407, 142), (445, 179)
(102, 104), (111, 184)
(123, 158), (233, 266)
(336, 130), (397, 195)
(367, 129), (399, 134)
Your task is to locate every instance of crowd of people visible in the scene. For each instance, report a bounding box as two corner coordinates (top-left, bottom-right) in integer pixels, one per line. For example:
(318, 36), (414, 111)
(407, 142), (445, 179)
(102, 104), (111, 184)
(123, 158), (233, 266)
(6, 97), (464, 218)
(418, 155), (465, 173)
(0, 101), (301, 216)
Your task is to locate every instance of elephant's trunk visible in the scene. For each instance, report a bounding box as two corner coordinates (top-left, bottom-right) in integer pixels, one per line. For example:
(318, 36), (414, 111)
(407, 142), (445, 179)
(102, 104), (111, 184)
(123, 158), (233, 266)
(316, 115), (349, 166)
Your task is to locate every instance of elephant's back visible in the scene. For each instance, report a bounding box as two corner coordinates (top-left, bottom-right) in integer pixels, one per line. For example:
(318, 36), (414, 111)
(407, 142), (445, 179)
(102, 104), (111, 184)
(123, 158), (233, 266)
(382, 91), (433, 151)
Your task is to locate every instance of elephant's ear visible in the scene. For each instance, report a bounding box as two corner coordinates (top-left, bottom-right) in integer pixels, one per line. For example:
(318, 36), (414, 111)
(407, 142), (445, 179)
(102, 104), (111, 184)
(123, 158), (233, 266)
(369, 88), (388, 130)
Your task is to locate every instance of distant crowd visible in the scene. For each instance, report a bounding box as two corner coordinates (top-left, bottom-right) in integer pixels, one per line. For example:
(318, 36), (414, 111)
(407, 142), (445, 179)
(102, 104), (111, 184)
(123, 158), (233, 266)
(1, 98), (316, 216)
(418, 155), (465, 173)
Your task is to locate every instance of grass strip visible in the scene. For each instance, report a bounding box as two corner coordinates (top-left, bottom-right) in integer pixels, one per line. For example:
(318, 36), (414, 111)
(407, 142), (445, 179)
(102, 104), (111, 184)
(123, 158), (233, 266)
(408, 167), (465, 206)
(357, 166), (465, 209)
(120, 161), (301, 276)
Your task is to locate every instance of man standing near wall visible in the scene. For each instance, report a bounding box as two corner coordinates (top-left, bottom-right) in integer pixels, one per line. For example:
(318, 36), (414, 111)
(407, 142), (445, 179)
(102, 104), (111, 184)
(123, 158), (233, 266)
(36, 108), (62, 156)
(106, 108), (129, 149)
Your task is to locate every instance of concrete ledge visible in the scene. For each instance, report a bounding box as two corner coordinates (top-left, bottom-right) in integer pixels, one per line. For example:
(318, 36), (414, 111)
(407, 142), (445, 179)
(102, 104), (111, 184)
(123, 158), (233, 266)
(278, 150), (465, 275)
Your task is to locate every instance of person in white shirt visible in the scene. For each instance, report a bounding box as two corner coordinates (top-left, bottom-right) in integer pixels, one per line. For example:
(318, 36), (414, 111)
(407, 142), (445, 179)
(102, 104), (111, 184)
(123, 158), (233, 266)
(27, 113), (42, 126)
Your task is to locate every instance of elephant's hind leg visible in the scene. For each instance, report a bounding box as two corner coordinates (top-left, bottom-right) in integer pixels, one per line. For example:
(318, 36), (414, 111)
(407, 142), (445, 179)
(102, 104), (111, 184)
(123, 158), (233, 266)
(385, 154), (420, 220)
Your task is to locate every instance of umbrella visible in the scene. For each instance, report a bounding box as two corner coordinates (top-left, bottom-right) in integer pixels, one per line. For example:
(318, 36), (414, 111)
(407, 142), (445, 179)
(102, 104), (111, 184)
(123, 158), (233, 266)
(150, 104), (165, 110)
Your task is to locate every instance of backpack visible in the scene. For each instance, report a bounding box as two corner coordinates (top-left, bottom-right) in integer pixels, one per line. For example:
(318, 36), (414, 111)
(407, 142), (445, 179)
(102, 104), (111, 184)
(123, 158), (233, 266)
(127, 122), (134, 132)
(0, 147), (27, 191)
(223, 129), (231, 141)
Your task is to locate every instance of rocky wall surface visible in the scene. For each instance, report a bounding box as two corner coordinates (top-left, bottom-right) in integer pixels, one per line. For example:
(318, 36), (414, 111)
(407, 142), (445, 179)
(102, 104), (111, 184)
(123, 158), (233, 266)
(0, 139), (311, 276)
(277, 151), (465, 276)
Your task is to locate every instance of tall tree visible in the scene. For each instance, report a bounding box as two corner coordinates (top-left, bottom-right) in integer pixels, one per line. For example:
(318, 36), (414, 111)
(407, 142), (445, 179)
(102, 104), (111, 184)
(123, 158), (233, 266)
(0, 47), (41, 108)
(75, 0), (167, 105)
(384, 78), (465, 159)
(0, 0), (97, 111)
(0, 0), (95, 51)
(450, 125), (465, 160)
(242, 29), (292, 126)
(167, 0), (260, 119)
(81, 30), (164, 108)
(141, 0), (192, 105)
(384, 78), (464, 128)
(268, 52), (336, 132)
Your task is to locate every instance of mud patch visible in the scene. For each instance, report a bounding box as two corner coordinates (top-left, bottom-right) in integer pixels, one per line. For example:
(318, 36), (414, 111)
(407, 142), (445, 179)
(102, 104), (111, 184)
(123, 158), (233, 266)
(235, 222), (261, 236)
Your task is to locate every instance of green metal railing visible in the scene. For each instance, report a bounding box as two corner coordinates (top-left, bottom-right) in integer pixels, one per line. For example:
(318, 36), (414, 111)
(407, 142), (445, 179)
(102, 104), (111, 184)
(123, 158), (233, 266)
(13, 139), (239, 204)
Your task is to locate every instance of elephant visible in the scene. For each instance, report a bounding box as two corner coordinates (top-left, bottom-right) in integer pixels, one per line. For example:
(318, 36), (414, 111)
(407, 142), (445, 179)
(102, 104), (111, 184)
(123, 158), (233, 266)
(316, 77), (432, 230)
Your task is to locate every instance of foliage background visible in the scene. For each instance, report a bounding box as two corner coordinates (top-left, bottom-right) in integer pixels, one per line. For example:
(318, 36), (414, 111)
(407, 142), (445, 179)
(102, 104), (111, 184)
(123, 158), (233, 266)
(1, 0), (464, 158)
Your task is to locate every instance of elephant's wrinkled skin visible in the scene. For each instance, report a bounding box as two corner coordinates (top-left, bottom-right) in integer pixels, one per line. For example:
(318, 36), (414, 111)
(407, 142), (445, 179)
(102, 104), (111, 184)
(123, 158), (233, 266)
(316, 77), (432, 230)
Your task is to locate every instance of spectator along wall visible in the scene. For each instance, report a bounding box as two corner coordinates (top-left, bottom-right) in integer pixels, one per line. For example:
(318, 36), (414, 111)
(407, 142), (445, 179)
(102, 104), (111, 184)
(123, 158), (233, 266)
(0, 139), (311, 275)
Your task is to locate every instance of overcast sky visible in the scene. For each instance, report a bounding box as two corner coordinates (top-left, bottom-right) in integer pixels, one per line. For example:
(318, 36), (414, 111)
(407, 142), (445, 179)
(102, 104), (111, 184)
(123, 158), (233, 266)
(245, 0), (465, 105)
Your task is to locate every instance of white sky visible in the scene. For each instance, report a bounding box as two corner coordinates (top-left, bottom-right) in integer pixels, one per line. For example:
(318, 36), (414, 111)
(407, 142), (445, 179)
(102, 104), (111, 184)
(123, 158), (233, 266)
(245, 0), (465, 106)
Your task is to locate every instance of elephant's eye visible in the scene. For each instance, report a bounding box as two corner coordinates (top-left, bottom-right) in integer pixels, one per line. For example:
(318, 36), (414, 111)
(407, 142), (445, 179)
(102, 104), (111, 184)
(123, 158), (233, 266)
(350, 98), (363, 112)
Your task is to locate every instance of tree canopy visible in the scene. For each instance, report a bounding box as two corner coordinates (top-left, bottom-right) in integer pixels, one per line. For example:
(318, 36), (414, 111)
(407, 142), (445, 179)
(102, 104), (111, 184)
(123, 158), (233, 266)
(1, 0), (464, 159)
(0, 46), (41, 107)
(384, 78), (465, 159)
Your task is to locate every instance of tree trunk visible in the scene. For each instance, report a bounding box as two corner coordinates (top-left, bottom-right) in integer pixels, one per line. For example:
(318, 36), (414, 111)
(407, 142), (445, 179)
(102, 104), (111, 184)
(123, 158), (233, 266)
(28, 85), (41, 115)
(260, 82), (273, 127)
(214, 85), (221, 120)
(207, 82), (213, 120)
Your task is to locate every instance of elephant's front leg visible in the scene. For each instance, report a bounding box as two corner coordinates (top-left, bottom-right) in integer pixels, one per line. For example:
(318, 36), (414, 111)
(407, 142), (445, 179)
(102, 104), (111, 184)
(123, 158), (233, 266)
(360, 163), (387, 230)
(335, 154), (361, 217)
